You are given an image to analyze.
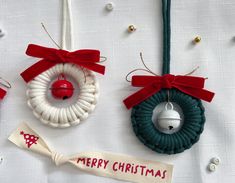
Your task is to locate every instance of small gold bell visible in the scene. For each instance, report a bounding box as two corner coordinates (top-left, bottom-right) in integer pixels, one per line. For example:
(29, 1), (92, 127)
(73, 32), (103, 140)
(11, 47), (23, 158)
(194, 36), (201, 43)
(128, 25), (137, 33)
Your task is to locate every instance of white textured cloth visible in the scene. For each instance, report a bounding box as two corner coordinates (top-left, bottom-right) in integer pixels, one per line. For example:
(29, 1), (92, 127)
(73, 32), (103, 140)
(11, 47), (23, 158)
(0, 0), (234, 183)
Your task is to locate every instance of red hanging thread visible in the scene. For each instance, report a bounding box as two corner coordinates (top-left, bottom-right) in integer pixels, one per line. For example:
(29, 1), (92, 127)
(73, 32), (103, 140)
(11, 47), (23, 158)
(20, 131), (39, 148)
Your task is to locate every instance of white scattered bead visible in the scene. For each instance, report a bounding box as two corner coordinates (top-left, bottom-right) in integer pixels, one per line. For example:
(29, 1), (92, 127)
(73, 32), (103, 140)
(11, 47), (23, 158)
(106, 2), (114, 11)
(211, 157), (220, 165)
(208, 163), (216, 172)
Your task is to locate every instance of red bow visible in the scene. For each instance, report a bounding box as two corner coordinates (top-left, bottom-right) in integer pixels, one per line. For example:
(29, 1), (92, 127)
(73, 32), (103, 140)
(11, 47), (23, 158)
(21, 44), (105, 83)
(123, 74), (215, 109)
(0, 88), (6, 100)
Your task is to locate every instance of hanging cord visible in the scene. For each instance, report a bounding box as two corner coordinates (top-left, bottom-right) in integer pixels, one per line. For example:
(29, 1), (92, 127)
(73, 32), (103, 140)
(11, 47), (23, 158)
(162, 0), (171, 75)
(162, 0), (171, 102)
(62, 0), (86, 83)
(41, 0), (73, 50)
(61, 0), (107, 84)
(62, 0), (73, 51)
(127, 0), (202, 80)
(125, 52), (202, 82)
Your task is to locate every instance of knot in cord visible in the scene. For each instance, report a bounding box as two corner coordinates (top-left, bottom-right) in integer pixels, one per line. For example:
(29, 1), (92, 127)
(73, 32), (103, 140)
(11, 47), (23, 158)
(51, 151), (68, 166)
(55, 50), (68, 63)
(161, 74), (174, 89)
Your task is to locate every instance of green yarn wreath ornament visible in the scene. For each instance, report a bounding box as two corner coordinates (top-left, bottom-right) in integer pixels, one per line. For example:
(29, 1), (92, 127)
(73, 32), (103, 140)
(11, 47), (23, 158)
(132, 89), (205, 154)
(123, 0), (215, 154)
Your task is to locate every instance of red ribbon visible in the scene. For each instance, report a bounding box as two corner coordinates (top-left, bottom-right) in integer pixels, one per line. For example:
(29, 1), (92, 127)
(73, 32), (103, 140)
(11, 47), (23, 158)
(21, 44), (105, 83)
(0, 88), (6, 100)
(123, 74), (215, 109)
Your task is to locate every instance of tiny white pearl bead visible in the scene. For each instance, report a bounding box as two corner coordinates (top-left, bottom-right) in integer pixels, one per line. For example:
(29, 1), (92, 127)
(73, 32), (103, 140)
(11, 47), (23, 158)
(208, 163), (216, 172)
(211, 157), (220, 165)
(106, 3), (114, 11)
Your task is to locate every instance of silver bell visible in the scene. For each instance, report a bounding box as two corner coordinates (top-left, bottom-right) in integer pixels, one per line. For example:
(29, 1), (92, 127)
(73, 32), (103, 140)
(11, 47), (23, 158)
(157, 102), (181, 132)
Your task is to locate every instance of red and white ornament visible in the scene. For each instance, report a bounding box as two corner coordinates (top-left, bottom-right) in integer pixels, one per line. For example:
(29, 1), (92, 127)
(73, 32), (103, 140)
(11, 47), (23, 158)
(26, 63), (99, 128)
(21, 0), (105, 128)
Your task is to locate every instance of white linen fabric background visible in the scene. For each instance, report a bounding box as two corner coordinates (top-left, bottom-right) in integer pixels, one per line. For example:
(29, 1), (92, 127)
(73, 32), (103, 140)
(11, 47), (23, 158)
(0, 0), (234, 182)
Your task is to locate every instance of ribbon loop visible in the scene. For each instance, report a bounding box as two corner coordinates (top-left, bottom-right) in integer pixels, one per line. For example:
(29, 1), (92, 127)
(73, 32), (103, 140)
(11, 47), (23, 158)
(22, 44), (105, 83)
(123, 74), (215, 109)
(51, 151), (68, 166)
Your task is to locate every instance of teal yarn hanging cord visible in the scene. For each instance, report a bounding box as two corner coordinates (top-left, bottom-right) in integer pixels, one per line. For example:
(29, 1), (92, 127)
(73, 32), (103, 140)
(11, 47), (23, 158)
(162, 0), (171, 75)
(130, 0), (206, 154)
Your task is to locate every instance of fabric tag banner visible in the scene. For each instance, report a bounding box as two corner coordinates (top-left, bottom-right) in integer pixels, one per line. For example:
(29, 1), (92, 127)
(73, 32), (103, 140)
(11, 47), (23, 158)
(8, 123), (173, 183)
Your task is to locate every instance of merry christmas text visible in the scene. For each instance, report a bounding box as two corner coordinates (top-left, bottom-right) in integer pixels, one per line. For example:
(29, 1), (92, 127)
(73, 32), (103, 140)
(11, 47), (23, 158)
(76, 157), (167, 179)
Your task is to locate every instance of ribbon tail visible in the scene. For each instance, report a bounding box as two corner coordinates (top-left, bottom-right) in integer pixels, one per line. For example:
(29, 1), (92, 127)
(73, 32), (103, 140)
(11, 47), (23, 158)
(0, 88), (7, 100)
(79, 63), (105, 75)
(175, 85), (215, 102)
(8, 123), (52, 157)
(21, 59), (56, 83)
(123, 84), (160, 109)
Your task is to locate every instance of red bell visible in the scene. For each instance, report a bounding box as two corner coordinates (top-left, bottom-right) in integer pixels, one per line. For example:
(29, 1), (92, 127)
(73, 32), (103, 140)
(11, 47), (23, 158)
(51, 74), (74, 100)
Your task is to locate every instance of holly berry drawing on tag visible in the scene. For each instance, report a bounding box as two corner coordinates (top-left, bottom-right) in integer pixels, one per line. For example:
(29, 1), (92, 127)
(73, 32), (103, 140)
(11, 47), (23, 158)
(20, 131), (39, 148)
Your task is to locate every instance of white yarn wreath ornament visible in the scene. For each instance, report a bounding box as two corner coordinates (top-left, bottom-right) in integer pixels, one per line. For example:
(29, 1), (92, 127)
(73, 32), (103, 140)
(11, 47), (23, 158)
(26, 63), (99, 128)
(25, 0), (103, 128)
